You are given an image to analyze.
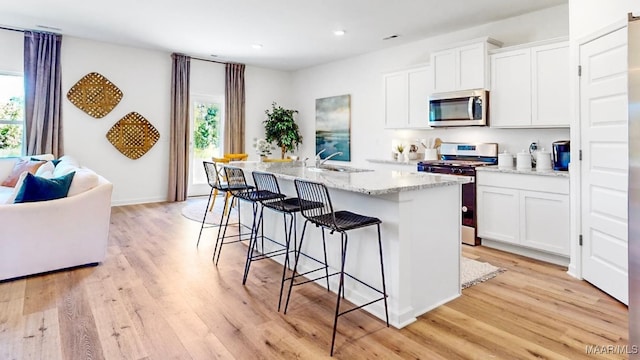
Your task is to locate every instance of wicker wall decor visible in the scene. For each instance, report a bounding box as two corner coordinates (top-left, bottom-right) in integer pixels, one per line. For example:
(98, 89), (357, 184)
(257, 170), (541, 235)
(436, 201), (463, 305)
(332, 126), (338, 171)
(106, 112), (160, 159)
(67, 72), (123, 118)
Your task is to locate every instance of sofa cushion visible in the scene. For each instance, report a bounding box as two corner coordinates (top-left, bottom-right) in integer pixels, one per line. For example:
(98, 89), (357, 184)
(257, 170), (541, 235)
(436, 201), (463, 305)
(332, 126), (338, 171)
(35, 161), (56, 177)
(1, 159), (46, 187)
(68, 168), (100, 197)
(4, 172), (28, 204)
(14, 171), (76, 203)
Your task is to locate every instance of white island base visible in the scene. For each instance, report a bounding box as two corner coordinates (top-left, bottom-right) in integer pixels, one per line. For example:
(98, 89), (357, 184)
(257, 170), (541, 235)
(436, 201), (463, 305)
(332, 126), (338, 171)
(241, 176), (462, 329)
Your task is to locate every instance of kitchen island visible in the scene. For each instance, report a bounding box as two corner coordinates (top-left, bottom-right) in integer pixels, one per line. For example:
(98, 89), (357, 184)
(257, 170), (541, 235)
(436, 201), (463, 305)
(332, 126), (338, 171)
(229, 161), (469, 328)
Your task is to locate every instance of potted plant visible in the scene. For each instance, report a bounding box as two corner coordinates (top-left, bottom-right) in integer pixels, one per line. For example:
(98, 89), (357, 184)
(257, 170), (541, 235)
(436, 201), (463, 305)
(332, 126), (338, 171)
(263, 102), (302, 159)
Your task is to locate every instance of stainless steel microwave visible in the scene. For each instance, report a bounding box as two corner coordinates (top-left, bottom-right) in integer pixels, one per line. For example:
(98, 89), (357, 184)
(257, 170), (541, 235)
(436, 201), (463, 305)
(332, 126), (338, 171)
(429, 89), (488, 127)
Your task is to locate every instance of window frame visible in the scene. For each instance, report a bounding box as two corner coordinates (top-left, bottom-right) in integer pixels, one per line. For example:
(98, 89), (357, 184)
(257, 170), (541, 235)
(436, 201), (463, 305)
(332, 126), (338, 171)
(0, 71), (26, 157)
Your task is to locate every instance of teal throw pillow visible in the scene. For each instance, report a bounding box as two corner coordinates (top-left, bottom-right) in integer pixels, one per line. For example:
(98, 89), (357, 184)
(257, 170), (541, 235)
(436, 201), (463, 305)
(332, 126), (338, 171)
(14, 171), (76, 203)
(31, 157), (61, 166)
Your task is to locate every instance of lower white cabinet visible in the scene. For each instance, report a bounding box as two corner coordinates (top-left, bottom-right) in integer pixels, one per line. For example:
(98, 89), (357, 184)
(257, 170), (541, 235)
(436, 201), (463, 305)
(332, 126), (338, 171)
(477, 171), (570, 257)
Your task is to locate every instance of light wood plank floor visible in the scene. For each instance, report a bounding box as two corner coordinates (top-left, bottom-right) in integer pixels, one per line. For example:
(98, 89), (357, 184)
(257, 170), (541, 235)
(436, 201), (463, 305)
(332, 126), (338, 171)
(0, 199), (629, 359)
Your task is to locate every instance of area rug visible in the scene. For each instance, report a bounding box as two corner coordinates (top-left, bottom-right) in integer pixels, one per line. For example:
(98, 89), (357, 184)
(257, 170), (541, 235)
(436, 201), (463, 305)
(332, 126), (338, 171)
(181, 196), (238, 225)
(461, 257), (505, 289)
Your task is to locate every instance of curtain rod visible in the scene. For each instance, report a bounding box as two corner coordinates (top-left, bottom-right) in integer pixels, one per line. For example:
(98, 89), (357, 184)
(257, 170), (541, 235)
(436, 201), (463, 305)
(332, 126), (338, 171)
(0, 26), (24, 33)
(192, 56), (230, 66)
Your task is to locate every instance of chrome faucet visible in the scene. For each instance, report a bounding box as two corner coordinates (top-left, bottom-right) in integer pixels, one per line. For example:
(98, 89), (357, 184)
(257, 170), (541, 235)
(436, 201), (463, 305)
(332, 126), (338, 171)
(319, 151), (343, 166)
(314, 149), (326, 167)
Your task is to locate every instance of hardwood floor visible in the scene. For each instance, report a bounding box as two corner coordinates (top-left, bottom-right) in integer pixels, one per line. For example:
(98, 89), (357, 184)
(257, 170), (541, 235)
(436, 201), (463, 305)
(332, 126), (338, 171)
(0, 199), (629, 359)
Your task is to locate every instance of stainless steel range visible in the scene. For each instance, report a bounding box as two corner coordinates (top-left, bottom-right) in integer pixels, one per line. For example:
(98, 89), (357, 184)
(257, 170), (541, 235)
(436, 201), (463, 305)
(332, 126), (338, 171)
(417, 143), (498, 246)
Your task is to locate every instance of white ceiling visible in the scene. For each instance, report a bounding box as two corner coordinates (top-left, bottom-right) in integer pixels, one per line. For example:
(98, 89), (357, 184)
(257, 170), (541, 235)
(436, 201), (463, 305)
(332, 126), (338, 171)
(0, 0), (567, 71)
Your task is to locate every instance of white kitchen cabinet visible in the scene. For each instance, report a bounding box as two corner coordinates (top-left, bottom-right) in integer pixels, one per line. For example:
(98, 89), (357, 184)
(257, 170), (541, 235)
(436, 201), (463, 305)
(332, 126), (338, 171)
(430, 38), (501, 93)
(477, 186), (519, 244)
(489, 38), (570, 128)
(384, 65), (432, 129)
(476, 171), (570, 258)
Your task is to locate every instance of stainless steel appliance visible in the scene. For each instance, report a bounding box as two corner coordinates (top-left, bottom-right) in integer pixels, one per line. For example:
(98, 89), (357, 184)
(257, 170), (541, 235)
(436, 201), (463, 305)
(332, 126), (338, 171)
(429, 89), (488, 127)
(552, 140), (570, 171)
(417, 142), (498, 245)
(628, 12), (640, 354)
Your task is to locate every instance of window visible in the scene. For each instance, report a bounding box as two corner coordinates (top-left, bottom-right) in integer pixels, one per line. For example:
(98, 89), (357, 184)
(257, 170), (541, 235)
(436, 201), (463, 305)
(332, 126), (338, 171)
(0, 73), (24, 157)
(189, 95), (224, 194)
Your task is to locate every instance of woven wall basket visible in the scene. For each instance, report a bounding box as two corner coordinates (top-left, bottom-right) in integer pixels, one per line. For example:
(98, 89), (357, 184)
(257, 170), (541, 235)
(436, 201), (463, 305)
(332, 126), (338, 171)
(67, 72), (123, 118)
(106, 112), (160, 159)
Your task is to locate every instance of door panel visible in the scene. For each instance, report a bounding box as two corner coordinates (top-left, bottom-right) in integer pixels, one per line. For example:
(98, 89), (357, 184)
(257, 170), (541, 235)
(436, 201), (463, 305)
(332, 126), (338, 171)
(579, 27), (628, 304)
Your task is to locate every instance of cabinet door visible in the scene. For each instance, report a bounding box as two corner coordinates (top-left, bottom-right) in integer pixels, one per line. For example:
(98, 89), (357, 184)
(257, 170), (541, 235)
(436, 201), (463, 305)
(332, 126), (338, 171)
(477, 185), (519, 244)
(531, 42), (570, 127)
(384, 72), (408, 128)
(431, 49), (456, 93)
(489, 49), (532, 128)
(457, 42), (486, 90)
(520, 191), (570, 255)
(407, 66), (432, 128)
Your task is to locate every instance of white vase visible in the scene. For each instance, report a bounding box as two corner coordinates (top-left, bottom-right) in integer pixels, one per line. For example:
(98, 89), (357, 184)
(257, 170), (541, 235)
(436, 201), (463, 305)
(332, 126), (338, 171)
(397, 152), (404, 162)
(403, 152), (410, 162)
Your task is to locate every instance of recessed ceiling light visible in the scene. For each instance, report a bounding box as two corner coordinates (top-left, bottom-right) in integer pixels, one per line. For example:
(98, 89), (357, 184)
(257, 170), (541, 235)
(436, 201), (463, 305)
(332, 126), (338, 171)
(383, 34), (400, 40)
(333, 30), (346, 36)
(252, 44), (263, 49)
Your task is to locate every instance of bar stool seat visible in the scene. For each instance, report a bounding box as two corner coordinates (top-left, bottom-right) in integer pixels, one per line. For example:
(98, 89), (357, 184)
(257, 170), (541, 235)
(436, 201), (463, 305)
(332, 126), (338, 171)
(284, 178), (389, 356)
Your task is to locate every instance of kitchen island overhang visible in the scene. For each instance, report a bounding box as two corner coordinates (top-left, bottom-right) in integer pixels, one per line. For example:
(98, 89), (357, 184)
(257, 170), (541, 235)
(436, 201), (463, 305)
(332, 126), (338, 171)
(227, 162), (469, 328)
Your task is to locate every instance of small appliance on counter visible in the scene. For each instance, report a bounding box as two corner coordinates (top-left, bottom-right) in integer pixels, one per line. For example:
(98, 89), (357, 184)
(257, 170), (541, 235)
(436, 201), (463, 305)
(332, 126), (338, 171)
(552, 140), (570, 171)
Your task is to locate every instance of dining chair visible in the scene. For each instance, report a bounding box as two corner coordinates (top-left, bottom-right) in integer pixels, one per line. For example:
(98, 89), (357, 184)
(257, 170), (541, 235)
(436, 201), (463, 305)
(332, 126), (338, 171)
(224, 153), (249, 161)
(208, 157), (232, 213)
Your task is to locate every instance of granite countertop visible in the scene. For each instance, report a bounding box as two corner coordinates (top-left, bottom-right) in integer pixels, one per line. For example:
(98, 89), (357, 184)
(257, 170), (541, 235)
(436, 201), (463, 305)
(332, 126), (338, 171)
(476, 165), (570, 178)
(228, 162), (470, 195)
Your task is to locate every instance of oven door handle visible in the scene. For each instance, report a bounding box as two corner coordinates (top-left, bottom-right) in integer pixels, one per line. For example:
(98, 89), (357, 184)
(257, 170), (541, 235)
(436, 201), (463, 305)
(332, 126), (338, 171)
(467, 97), (474, 120)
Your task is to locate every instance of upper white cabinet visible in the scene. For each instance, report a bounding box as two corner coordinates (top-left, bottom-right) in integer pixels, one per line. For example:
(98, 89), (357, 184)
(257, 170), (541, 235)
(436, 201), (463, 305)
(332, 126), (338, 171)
(384, 65), (432, 129)
(490, 38), (570, 128)
(430, 38), (502, 93)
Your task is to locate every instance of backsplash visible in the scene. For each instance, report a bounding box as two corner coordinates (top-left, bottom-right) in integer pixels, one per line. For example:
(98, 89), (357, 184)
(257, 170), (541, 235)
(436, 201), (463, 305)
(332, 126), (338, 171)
(387, 127), (570, 159)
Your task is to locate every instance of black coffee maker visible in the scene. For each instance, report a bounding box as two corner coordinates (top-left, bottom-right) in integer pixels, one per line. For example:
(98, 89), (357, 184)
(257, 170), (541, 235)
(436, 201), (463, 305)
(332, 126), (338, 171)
(552, 140), (570, 171)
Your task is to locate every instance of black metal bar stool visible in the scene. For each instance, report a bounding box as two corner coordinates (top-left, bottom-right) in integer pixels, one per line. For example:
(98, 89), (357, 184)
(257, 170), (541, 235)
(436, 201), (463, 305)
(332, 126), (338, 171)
(197, 161), (233, 247)
(248, 171), (324, 310)
(284, 179), (389, 356)
(214, 166), (283, 265)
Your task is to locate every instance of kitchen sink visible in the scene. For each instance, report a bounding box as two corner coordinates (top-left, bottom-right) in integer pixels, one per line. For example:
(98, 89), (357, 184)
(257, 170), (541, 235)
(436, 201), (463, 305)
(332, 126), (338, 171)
(306, 165), (374, 173)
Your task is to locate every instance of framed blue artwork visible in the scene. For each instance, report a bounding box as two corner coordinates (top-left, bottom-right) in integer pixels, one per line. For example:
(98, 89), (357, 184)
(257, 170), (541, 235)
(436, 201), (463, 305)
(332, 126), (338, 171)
(315, 94), (351, 161)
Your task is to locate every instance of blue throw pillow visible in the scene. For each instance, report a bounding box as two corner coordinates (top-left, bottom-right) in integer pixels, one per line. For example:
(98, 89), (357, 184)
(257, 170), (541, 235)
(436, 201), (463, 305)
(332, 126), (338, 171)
(14, 171), (76, 203)
(31, 157), (61, 166)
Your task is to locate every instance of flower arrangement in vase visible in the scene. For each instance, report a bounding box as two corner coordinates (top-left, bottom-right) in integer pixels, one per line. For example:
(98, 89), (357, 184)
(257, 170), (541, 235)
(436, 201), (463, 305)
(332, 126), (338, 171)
(395, 144), (406, 162)
(253, 138), (275, 160)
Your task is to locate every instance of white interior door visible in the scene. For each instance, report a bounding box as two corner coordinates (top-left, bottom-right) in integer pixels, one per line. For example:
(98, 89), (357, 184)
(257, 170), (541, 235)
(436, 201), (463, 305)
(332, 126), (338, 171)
(579, 27), (629, 304)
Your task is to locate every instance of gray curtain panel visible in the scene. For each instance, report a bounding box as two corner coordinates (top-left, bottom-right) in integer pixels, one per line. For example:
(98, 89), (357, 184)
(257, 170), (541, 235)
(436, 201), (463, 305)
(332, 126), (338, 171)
(24, 31), (63, 157)
(168, 53), (191, 202)
(224, 63), (246, 153)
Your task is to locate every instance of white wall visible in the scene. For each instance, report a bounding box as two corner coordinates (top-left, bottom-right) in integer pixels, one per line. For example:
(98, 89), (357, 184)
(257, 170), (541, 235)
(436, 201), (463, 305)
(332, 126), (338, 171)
(569, 0), (640, 39)
(62, 37), (172, 205)
(0, 30), (292, 204)
(288, 5), (570, 167)
(245, 66), (292, 160)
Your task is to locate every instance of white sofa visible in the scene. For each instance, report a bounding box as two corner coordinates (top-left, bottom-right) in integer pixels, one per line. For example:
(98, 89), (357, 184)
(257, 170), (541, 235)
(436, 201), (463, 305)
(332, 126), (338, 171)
(0, 154), (113, 281)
